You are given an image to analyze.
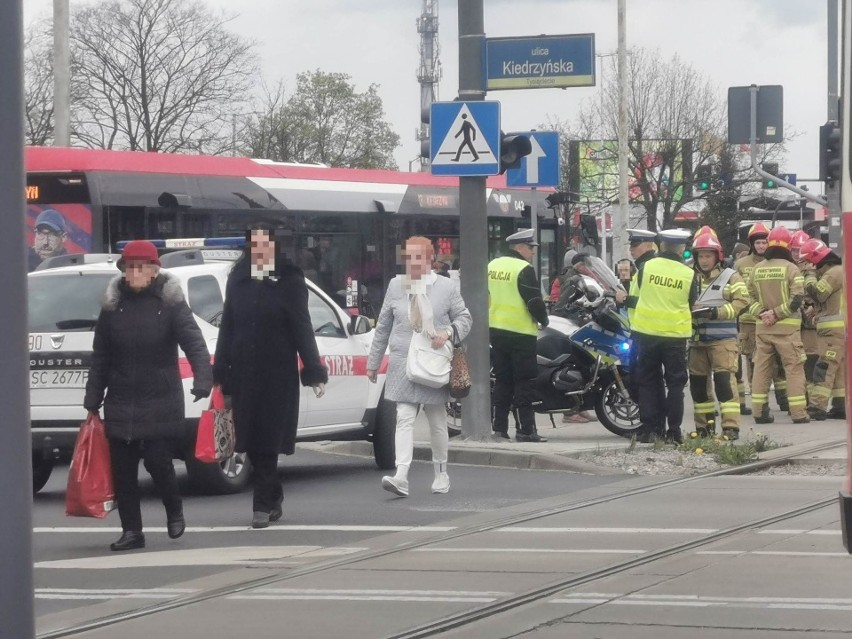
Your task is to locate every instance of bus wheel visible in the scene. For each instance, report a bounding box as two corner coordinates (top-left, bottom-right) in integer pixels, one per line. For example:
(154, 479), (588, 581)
(372, 398), (396, 470)
(32, 454), (54, 494)
(186, 451), (252, 495)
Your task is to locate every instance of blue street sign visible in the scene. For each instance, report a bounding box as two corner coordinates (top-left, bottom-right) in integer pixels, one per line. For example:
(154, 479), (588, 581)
(506, 131), (561, 188)
(485, 34), (595, 91)
(780, 172), (797, 186)
(430, 101), (500, 176)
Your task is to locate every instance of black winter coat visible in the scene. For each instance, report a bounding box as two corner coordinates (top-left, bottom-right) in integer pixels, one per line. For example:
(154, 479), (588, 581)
(84, 272), (213, 441)
(212, 260), (328, 455)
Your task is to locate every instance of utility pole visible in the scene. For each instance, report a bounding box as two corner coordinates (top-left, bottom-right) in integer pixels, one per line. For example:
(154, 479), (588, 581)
(457, 0), (490, 439)
(827, 0), (842, 254)
(53, 0), (71, 146)
(614, 0), (629, 260)
(1, 0), (36, 636)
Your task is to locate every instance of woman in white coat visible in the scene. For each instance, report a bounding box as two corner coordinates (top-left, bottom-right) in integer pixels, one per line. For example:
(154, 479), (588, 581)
(367, 236), (472, 496)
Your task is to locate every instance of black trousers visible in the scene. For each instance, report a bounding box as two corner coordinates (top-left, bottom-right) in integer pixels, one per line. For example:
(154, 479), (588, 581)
(248, 452), (282, 513)
(633, 334), (689, 437)
(109, 438), (181, 533)
(491, 332), (538, 434)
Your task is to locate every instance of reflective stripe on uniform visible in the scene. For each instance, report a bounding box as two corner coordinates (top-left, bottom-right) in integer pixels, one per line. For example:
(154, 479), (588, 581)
(787, 395), (807, 407)
(720, 400), (740, 415)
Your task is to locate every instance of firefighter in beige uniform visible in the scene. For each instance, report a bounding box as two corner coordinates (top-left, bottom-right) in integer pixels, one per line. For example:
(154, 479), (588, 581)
(735, 222), (788, 412)
(689, 233), (750, 439)
(800, 239), (846, 420)
(745, 226), (809, 423)
(790, 230), (819, 399)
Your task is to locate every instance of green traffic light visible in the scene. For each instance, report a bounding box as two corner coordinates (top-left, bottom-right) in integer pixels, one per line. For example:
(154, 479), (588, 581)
(684, 249), (692, 259)
(699, 181), (709, 190)
(766, 180), (776, 188)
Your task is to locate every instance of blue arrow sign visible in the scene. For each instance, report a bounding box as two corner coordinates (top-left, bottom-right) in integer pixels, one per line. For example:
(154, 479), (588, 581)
(506, 131), (560, 188)
(430, 101), (501, 176)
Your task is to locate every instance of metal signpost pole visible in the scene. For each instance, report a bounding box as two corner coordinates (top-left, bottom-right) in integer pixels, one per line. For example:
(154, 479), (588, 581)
(457, 0), (490, 439)
(0, 0), (36, 636)
(531, 186), (538, 276)
(53, 0), (70, 146)
(615, 0), (629, 254)
(827, 0), (842, 254)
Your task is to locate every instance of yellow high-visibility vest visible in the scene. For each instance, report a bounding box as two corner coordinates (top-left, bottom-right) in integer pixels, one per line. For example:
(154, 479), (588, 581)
(488, 256), (538, 336)
(631, 257), (694, 338)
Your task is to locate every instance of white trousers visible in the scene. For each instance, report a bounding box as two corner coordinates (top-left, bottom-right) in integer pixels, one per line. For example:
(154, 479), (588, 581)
(394, 402), (448, 468)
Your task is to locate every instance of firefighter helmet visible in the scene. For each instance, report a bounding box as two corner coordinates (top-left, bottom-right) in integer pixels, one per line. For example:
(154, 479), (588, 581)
(692, 233), (725, 262)
(766, 225), (792, 250)
(789, 230), (810, 251)
(693, 225), (718, 240)
(747, 222), (771, 241)
(799, 238), (832, 265)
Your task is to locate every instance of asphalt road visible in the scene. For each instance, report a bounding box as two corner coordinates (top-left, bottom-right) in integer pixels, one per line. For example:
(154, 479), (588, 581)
(33, 447), (627, 622)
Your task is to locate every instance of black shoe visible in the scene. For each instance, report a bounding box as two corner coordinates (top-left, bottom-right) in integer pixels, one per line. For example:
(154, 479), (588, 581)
(252, 511), (270, 529)
(807, 407), (828, 421)
(110, 531), (145, 552)
(636, 431), (658, 444)
(754, 405), (774, 424)
(695, 427), (713, 438)
(665, 431), (683, 444)
(492, 431), (510, 440)
(167, 513), (185, 539)
(740, 404), (752, 416)
(270, 497), (284, 523)
(516, 431), (548, 443)
(722, 428), (739, 441)
(792, 416), (811, 424)
(827, 409), (846, 420)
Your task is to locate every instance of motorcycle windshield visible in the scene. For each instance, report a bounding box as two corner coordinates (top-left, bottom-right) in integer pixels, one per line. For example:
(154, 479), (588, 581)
(574, 255), (626, 295)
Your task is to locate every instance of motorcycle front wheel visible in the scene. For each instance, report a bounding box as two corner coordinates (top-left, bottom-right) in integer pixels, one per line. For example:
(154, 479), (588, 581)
(595, 377), (642, 438)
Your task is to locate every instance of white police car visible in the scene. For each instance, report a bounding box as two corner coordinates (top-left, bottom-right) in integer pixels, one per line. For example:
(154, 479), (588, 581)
(28, 249), (394, 494)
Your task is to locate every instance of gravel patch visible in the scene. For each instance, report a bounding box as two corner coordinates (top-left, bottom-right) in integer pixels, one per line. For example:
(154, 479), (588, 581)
(577, 448), (847, 477)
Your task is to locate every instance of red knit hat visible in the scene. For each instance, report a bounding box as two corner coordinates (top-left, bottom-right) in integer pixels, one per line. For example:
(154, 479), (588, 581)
(117, 240), (161, 271)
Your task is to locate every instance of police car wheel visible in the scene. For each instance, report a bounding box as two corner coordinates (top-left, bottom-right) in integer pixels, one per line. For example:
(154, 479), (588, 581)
(32, 453), (53, 494)
(373, 397), (396, 470)
(186, 451), (252, 495)
(595, 377), (642, 438)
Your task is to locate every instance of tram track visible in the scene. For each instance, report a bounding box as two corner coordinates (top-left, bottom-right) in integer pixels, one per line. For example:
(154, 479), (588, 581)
(38, 438), (847, 639)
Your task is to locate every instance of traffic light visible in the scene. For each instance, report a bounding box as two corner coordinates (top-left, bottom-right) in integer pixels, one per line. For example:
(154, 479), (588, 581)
(761, 162), (779, 189)
(819, 120), (842, 185)
(499, 132), (532, 174)
(695, 164), (712, 191)
(579, 213), (600, 251)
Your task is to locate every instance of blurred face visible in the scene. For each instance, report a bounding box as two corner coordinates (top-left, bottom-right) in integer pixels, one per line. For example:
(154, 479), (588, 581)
(249, 230), (275, 269)
(514, 243), (536, 262)
(403, 239), (433, 279)
(696, 250), (718, 272)
(629, 242), (650, 260)
(791, 247), (801, 262)
(124, 261), (159, 291)
(34, 227), (66, 259)
(616, 262), (631, 279)
(753, 238), (768, 255)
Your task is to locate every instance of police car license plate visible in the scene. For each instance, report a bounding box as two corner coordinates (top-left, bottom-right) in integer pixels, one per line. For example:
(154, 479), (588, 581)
(30, 369), (89, 389)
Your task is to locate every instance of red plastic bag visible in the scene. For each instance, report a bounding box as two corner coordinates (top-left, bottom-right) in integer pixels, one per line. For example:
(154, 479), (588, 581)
(65, 413), (115, 518)
(194, 387), (235, 463)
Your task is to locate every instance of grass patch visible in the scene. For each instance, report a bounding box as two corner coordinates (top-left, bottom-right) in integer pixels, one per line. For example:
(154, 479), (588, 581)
(678, 428), (780, 465)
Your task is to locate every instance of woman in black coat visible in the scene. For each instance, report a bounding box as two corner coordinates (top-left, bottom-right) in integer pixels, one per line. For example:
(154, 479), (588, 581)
(213, 228), (328, 529)
(84, 240), (213, 552)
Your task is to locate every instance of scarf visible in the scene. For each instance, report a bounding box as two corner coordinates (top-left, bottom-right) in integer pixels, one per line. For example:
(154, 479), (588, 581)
(404, 272), (437, 337)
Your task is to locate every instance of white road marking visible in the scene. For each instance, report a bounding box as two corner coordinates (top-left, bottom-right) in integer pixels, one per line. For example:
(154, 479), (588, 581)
(33, 525), (455, 533)
(230, 588), (510, 603)
(698, 550), (849, 557)
(36, 587), (195, 600)
(35, 546), (366, 569)
(758, 529), (841, 535)
(551, 593), (852, 611)
(414, 548), (646, 554)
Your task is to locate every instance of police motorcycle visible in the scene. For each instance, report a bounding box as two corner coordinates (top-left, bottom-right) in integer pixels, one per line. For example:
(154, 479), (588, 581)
(534, 255), (641, 438)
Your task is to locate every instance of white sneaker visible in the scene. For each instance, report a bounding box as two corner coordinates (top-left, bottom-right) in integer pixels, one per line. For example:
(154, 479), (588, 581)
(381, 475), (409, 497)
(431, 472), (450, 494)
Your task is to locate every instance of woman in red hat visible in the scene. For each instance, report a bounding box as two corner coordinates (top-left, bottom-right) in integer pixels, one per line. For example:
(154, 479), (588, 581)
(84, 240), (213, 551)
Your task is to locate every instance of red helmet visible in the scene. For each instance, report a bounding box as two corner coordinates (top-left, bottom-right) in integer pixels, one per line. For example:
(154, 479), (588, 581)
(799, 238), (831, 265)
(748, 222), (771, 241)
(766, 226), (792, 249)
(789, 230), (810, 251)
(692, 233), (724, 262)
(693, 225), (718, 240)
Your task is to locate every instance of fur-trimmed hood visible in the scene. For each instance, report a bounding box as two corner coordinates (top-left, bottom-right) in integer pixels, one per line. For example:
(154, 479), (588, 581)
(103, 270), (185, 311)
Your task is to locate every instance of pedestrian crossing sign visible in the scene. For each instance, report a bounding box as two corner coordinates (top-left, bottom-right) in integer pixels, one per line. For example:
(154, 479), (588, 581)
(430, 101), (500, 176)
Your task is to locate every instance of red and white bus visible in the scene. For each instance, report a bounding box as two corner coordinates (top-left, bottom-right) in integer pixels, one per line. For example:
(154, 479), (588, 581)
(840, 2), (852, 553)
(25, 147), (559, 313)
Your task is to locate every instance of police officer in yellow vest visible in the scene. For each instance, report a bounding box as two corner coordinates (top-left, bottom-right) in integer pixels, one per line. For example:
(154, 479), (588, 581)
(488, 228), (550, 443)
(627, 229), (700, 443)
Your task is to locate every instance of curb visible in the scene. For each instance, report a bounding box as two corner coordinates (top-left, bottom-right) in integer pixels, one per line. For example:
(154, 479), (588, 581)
(298, 440), (627, 476)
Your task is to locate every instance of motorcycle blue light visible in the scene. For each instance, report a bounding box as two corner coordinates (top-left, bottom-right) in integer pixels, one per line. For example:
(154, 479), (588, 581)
(621, 342), (630, 351)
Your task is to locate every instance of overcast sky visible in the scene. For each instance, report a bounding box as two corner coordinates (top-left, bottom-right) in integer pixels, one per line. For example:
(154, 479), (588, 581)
(25, 0), (831, 188)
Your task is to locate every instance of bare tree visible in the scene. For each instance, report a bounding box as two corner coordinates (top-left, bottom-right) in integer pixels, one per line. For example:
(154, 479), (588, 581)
(572, 49), (784, 232)
(70, 0), (257, 154)
(244, 70), (400, 169)
(24, 24), (54, 146)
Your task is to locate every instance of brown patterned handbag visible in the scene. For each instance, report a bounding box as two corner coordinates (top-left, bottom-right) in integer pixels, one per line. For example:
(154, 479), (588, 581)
(449, 325), (471, 399)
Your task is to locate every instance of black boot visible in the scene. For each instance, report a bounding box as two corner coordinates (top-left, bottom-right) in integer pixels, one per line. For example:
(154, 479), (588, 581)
(740, 404), (752, 416)
(828, 398), (846, 420)
(722, 428), (739, 441)
(776, 391), (789, 413)
(167, 509), (185, 539)
(270, 495), (284, 523)
(807, 406), (828, 421)
(516, 430), (548, 443)
(754, 404), (774, 424)
(110, 531), (145, 552)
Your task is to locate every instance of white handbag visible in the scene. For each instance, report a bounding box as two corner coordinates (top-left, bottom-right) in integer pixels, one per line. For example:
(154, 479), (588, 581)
(405, 331), (453, 388)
